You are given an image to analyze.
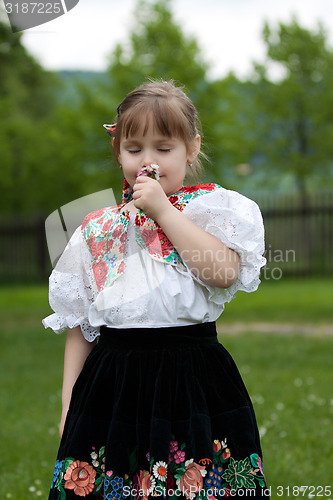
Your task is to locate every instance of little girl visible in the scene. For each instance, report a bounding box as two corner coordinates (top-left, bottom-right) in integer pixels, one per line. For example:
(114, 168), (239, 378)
(43, 80), (268, 499)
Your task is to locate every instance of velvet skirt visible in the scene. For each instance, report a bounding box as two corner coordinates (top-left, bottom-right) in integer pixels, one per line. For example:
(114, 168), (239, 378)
(48, 322), (269, 499)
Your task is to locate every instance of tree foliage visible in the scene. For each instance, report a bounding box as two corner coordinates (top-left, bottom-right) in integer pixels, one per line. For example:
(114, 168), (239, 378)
(104, 0), (219, 179)
(106, 0), (208, 99)
(0, 19), (61, 213)
(252, 19), (333, 200)
(1, 3), (333, 216)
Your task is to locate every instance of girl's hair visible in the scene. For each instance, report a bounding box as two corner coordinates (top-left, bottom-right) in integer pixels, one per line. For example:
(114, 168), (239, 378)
(112, 80), (205, 181)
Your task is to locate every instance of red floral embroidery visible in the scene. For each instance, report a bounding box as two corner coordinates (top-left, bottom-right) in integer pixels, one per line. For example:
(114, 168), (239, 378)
(82, 184), (221, 290)
(112, 225), (123, 239)
(82, 208), (108, 230)
(119, 232), (127, 244)
(137, 213), (147, 225)
(158, 232), (174, 256)
(139, 229), (173, 257)
(101, 218), (114, 232)
(106, 238), (114, 252)
(64, 460), (96, 496)
(133, 470), (154, 500)
(119, 243), (126, 254)
(182, 183), (217, 194)
(178, 460), (206, 500)
(88, 237), (106, 261)
(169, 195), (179, 205)
(213, 440), (222, 452)
(51, 440), (267, 498)
(93, 261), (108, 289)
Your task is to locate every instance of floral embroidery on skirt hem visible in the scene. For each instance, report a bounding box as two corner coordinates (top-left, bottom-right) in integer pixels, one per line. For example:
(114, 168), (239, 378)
(50, 436), (268, 499)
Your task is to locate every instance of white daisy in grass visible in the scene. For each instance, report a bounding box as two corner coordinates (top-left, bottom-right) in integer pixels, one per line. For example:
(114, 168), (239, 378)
(152, 461), (168, 481)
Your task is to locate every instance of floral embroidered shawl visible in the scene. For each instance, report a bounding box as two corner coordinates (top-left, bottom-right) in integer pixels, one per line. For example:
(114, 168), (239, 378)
(82, 182), (220, 291)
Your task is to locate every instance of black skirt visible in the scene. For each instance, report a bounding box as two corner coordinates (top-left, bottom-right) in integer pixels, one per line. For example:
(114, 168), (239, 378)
(49, 322), (269, 499)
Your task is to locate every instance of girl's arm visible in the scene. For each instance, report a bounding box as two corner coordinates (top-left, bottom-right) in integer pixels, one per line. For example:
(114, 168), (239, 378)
(59, 326), (96, 439)
(133, 178), (240, 288)
(156, 206), (240, 288)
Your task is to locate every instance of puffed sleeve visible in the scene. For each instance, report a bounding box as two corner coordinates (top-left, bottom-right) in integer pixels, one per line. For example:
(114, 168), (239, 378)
(182, 186), (266, 305)
(42, 226), (99, 342)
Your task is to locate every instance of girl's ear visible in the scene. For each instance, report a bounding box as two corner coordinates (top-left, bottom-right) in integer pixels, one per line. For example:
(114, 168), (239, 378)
(188, 134), (201, 163)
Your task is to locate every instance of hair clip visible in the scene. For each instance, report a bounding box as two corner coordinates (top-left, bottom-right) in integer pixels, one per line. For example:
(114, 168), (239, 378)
(103, 123), (117, 136)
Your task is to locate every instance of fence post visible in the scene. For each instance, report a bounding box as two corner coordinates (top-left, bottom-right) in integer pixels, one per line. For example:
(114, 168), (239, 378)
(36, 215), (48, 281)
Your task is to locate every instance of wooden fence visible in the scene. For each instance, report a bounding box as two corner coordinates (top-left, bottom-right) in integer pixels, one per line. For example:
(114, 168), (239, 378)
(0, 215), (50, 283)
(0, 192), (333, 283)
(255, 191), (333, 279)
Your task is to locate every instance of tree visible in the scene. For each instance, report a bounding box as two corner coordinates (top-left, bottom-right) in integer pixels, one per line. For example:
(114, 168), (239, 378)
(0, 0), (220, 215)
(106, 0), (208, 101)
(38, 0), (216, 212)
(103, 0), (220, 180)
(252, 19), (333, 201)
(0, 18), (61, 213)
(197, 73), (262, 190)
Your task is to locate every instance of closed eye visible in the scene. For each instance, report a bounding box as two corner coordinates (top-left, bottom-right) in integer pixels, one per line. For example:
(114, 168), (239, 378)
(158, 148), (171, 152)
(128, 149), (141, 154)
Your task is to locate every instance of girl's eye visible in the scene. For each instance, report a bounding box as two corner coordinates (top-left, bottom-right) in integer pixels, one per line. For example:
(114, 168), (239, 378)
(128, 149), (140, 154)
(158, 148), (171, 153)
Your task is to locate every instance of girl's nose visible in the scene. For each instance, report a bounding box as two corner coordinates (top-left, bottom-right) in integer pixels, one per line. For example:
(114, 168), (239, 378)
(142, 150), (154, 165)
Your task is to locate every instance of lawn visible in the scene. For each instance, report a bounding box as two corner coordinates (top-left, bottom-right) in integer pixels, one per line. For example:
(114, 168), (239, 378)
(0, 278), (332, 499)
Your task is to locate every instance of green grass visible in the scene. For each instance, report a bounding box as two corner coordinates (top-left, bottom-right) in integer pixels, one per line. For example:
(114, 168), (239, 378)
(0, 279), (332, 499)
(220, 276), (333, 324)
(0, 285), (65, 500)
(220, 334), (333, 497)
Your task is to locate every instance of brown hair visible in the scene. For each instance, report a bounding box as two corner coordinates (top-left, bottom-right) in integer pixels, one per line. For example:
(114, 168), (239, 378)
(111, 80), (205, 181)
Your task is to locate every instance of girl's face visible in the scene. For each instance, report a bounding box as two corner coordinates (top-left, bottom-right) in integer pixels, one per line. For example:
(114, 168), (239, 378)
(118, 123), (200, 197)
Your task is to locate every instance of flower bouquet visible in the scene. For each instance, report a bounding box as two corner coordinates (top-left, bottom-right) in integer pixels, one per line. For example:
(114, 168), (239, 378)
(136, 164), (160, 180)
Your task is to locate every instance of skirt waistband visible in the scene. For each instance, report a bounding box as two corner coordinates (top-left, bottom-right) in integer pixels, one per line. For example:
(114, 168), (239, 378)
(99, 322), (218, 349)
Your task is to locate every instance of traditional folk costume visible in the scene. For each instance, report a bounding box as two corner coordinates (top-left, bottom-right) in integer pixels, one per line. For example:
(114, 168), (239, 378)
(43, 181), (269, 499)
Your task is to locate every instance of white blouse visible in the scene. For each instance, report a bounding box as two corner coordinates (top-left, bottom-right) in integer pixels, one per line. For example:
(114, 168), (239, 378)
(42, 187), (266, 342)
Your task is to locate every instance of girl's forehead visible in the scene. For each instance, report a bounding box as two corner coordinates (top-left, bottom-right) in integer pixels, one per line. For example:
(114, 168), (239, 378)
(124, 116), (172, 139)
(121, 132), (178, 146)
(121, 105), (186, 139)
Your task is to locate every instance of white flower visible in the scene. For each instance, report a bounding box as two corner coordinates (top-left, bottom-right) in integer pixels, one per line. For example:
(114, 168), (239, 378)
(152, 461), (168, 481)
(147, 476), (156, 494)
(136, 164), (160, 180)
(221, 438), (228, 449)
(150, 164), (160, 179)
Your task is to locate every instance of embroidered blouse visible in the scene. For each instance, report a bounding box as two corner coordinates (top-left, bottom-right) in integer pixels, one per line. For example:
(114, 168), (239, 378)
(42, 184), (266, 342)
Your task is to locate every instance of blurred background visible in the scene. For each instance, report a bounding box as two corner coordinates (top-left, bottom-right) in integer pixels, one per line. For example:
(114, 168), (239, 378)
(1, 0), (333, 282)
(0, 0), (332, 498)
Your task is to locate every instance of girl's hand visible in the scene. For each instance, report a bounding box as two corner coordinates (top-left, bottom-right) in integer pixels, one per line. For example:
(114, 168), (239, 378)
(133, 176), (172, 221)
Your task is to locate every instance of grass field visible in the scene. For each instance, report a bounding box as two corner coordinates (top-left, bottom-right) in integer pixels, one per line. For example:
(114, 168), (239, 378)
(0, 278), (332, 499)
